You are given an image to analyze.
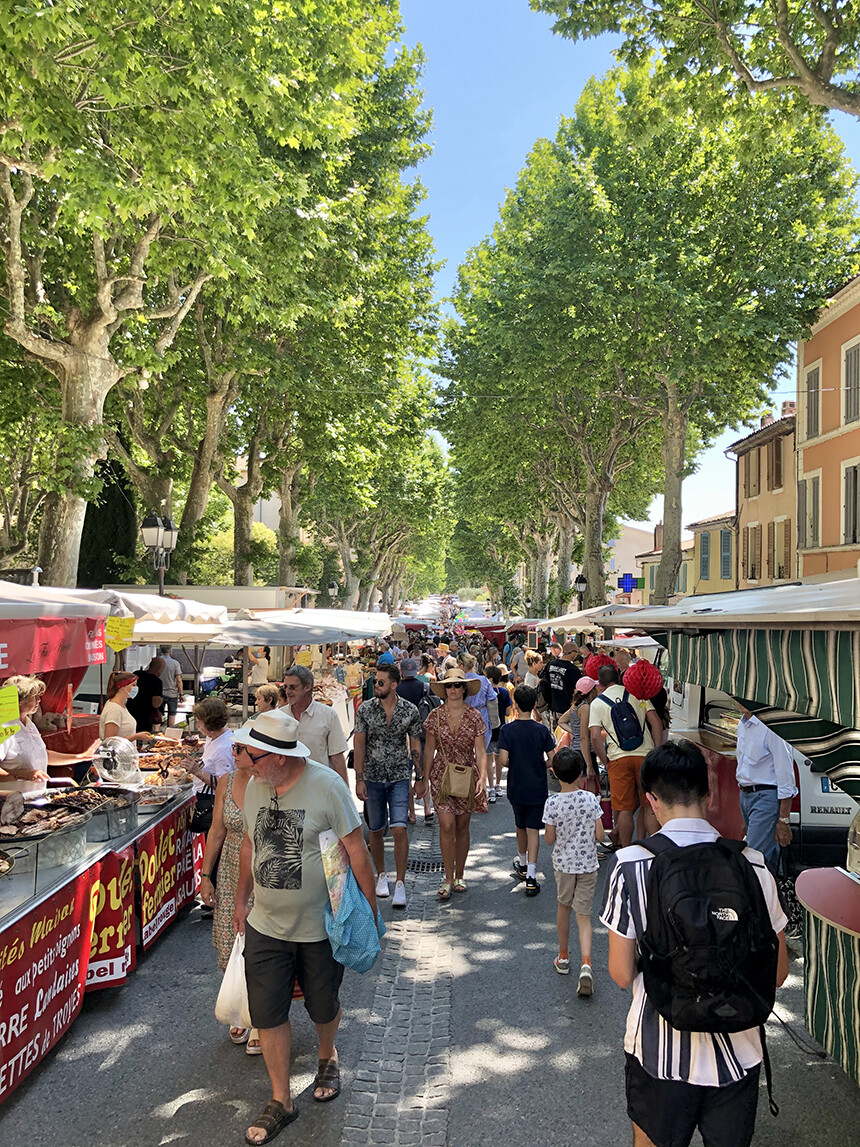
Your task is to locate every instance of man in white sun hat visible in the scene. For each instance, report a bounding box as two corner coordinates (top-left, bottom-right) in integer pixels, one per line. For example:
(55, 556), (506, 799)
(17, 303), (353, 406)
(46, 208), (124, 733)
(232, 709), (376, 1145)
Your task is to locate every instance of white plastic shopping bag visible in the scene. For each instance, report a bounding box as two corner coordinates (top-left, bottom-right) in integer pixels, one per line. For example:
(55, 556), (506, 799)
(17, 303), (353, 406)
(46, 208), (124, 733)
(215, 933), (252, 1029)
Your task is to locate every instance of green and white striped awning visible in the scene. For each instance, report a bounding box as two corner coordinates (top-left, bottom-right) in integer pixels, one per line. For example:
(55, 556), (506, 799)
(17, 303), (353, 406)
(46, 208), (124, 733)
(663, 628), (860, 801)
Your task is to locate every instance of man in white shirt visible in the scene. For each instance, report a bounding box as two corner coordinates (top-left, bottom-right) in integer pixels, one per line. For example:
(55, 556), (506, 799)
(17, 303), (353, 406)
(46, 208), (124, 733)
(735, 704), (797, 872)
(589, 664), (663, 847)
(280, 664), (349, 784)
(601, 739), (788, 1147)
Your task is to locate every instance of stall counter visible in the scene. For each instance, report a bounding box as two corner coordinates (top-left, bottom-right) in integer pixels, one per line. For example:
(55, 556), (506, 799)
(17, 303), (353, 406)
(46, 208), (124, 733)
(796, 867), (860, 1088)
(0, 791), (202, 1103)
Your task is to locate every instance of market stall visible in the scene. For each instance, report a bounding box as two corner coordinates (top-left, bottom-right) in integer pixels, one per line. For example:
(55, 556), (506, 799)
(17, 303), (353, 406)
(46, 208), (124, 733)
(0, 786), (200, 1102)
(603, 578), (860, 1087)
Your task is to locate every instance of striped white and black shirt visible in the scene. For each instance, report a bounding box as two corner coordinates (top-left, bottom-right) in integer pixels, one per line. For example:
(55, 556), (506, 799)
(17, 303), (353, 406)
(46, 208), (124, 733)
(600, 818), (787, 1087)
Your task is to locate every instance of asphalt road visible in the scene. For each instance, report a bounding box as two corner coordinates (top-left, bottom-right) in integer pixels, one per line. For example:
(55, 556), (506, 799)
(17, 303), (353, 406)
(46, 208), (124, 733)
(3, 800), (859, 1146)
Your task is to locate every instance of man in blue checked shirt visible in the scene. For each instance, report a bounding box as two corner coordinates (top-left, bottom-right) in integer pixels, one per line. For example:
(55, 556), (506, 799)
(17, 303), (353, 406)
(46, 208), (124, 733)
(735, 704), (797, 872)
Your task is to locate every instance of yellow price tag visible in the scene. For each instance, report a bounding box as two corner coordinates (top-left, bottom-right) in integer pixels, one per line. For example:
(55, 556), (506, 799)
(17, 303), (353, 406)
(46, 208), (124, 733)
(296, 650), (313, 667)
(0, 683), (19, 723)
(0, 722), (20, 745)
(105, 615), (136, 653)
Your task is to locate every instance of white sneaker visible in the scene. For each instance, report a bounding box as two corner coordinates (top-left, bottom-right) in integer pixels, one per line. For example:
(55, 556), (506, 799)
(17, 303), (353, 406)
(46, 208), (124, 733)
(376, 873), (390, 898)
(488, 789), (497, 803)
(578, 964), (594, 998)
(392, 880), (406, 908)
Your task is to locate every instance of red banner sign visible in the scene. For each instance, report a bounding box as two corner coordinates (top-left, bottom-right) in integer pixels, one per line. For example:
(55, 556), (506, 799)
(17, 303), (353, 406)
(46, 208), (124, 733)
(136, 799), (198, 949)
(85, 845), (137, 991)
(0, 867), (99, 1101)
(0, 616), (106, 677)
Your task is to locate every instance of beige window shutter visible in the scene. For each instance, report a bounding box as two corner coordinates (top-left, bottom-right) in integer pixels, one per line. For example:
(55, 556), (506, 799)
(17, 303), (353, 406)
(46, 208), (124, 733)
(742, 525), (749, 578)
(767, 521), (775, 578)
(783, 518), (791, 578)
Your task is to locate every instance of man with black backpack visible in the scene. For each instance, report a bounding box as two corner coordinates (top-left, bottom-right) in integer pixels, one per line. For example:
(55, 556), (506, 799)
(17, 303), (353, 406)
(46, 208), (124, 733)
(601, 739), (789, 1147)
(396, 659), (439, 823)
(589, 664), (663, 847)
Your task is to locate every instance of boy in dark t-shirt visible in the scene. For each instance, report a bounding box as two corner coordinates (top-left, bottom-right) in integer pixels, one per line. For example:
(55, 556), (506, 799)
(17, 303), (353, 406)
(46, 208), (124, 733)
(497, 684), (556, 897)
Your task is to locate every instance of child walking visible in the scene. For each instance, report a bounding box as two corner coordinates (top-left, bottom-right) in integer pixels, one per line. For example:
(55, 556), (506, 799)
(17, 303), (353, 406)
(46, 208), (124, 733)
(543, 746), (605, 996)
(497, 683), (556, 897)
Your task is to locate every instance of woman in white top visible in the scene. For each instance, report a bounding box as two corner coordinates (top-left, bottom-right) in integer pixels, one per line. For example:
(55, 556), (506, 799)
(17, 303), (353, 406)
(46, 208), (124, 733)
(0, 676), (88, 786)
(248, 646), (271, 688)
(190, 697), (234, 793)
(99, 672), (154, 743)
(0, 675), (51, 784)
(242, 684), (280, 727)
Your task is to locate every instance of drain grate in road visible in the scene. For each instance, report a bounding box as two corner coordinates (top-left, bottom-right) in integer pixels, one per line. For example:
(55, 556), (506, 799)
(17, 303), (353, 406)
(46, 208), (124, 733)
(407, 856), (445, 874)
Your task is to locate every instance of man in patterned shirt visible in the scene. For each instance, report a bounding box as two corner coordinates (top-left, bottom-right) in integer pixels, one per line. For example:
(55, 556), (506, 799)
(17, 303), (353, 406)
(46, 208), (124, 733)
(354, 662), (425, 909)
(600, 739), (788, 1147)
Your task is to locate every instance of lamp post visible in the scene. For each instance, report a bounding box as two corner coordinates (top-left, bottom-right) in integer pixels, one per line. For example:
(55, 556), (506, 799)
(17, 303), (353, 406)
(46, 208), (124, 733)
(327, 581), (338, 607)
(524, 597), (532, 615)
(141, 513), (179, 596)
(574, 572), (587, 612)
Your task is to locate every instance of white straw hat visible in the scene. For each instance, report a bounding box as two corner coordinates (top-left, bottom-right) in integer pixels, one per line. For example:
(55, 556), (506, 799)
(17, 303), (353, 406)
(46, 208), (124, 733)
(232, 709), (310, 758)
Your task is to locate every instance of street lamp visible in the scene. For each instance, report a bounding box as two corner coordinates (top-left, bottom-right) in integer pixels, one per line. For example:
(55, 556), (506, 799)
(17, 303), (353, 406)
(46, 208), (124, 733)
(141, 513), (179, 596)
(524, 597), (532, 615)
(327, 581), (338, 606)
(574, 572), (587, 611)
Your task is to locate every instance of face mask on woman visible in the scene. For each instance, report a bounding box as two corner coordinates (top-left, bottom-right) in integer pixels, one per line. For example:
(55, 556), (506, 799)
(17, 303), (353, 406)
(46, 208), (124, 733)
(128, 686), (138, 699)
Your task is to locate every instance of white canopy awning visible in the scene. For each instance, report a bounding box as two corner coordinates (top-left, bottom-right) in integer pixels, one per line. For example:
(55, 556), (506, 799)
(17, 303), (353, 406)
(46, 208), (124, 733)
(607, 578), (860, 632)
(213, 608), (392, 647)
(58, 587), (228, 626)
(546, 603), (641, 629)
(0, 581), (111, 620)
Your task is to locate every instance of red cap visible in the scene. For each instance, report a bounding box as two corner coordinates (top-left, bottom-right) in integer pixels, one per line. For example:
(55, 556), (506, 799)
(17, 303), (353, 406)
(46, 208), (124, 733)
(623, 660), (664, 700)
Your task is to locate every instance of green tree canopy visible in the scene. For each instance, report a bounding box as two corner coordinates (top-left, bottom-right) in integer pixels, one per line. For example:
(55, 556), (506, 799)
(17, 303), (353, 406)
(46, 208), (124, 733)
(533, 1), (860, 117)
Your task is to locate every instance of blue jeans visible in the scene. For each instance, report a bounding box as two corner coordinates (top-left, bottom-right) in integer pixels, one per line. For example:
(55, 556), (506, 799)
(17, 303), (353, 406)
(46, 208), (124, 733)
(739, 788), (779, 871)
(365, 779), (411, 831)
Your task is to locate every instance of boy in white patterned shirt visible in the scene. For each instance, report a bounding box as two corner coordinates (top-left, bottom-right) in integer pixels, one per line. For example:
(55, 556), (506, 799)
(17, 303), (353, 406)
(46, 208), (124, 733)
(543, 746), (605, 995)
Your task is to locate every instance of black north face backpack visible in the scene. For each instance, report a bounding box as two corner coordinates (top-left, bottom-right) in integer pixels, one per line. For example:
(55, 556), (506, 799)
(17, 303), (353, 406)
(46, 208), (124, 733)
(640, 835), (778, 1033)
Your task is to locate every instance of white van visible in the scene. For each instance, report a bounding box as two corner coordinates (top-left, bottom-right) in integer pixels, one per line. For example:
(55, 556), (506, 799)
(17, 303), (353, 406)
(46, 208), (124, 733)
(668, 678), (856, 869)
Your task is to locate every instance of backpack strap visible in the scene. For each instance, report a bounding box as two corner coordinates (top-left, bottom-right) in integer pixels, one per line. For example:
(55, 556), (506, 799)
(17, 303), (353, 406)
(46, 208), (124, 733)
(760, 1026), (779, 1117)
(637, 833), (678, 857)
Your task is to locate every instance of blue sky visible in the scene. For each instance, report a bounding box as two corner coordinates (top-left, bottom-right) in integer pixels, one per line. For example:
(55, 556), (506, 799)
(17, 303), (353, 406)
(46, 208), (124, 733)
(399, 0), (860, 533)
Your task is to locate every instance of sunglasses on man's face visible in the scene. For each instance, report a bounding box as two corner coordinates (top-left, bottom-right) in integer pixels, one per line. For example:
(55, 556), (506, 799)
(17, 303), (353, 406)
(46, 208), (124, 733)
(234, 745), (272, 765)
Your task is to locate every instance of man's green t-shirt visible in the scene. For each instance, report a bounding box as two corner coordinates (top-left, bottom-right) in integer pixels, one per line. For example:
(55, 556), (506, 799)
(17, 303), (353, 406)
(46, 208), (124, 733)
(243, 761), (361, 943)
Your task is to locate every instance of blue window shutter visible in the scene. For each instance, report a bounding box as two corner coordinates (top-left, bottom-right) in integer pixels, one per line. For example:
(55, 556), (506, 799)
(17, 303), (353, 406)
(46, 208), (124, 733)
(700, 532), (710, 581)
(720, 530), (732, 579)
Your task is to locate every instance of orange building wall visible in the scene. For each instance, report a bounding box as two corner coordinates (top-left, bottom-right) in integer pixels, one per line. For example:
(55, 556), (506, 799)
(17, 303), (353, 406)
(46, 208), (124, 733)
(799, 289), (860, 576)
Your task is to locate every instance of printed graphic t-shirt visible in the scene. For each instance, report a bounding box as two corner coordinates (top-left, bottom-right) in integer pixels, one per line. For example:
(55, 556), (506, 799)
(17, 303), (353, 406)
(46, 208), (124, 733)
(542, 789), (602, 874)
(243, 762), (361, 943)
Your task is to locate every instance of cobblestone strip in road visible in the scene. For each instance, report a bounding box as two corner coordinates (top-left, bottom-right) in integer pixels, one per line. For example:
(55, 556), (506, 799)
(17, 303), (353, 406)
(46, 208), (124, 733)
(341, 834), (451, 1147)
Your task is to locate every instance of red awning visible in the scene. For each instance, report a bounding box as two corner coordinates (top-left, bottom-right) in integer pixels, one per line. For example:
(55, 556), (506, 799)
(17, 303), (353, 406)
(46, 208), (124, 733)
(0, 616), (106, 677)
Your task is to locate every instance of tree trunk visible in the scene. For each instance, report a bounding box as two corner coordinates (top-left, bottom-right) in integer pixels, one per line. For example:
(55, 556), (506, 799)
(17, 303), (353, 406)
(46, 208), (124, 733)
(358, 581), (375, 611)
(530, 540), (553, 614)
(277, 468), (302, 585)
(581, 483), (609, 608)
(556, 523), (573, 612)
(652, 387), (687, 605)
(232, 490), (255, 586)
(37, 349), (121, 586)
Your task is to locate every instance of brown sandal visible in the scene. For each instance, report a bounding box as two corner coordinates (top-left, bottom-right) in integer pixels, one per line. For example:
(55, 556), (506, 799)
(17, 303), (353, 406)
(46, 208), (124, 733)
(244, 1100), (299, 1145)
(313, 1057), (341, 1102)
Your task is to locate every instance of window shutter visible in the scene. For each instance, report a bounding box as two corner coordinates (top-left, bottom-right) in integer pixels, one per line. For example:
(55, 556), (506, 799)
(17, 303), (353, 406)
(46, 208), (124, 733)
(811, 476), (820, 546)
(846, 346), (860, 423)
(700, 531), (710, 580)
(773, 437), (783, 488)
(855, 466), (860, 545)
(742, 526), (749, 578)
(807, 368), (820, 438)
(846, 467), (855, 544)
(767, 521), (775, 579)
(720, 529), (732, 579)
(743, 454), (750, 498)
(649, 564), (654, 590)
(754, 524), (763, 578)
(797, 480), (807, 548)
(766, 441), (774, 491)
(782, 518), (791, 579)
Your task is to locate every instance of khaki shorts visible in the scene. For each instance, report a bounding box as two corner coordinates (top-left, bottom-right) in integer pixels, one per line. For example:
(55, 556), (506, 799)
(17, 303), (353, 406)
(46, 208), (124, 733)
(607, 753), (647, 812)
(554, 868), (598, 914)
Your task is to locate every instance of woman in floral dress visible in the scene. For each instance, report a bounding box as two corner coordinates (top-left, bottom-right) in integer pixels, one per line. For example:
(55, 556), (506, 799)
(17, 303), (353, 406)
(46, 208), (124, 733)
(199, 762), (260, 1053)
(423, 668), (488, 900)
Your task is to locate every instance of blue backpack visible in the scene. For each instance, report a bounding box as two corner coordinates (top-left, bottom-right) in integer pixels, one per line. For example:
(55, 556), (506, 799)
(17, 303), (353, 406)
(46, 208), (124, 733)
(595, 689), (644, 752)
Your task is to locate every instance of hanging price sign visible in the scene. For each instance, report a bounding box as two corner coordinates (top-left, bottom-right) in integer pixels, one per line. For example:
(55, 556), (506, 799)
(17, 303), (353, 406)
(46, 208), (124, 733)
(104, 616), (135, 653)
(0, 683), (20, 744)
